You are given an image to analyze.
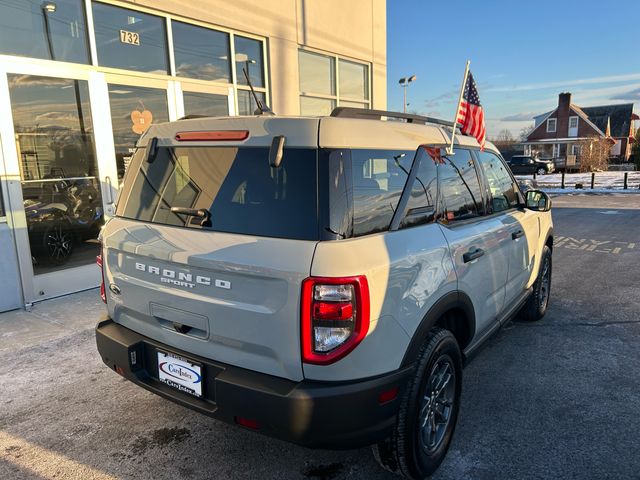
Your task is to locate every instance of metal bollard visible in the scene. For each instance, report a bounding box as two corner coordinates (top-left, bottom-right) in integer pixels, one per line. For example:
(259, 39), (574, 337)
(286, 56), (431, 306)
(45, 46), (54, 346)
(533, 172), (536, 180)
(624, 172), (628, 190)
(591, 172), (595, 189)
(561, 172), (565, 189)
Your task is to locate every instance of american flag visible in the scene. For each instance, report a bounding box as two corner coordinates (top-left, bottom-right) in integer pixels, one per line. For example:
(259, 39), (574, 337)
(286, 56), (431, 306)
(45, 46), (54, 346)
(456, 72), (486, 150)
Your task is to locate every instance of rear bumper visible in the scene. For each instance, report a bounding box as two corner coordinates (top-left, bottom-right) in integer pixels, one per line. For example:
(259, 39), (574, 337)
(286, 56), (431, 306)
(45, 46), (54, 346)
(95, 317), (412, 449)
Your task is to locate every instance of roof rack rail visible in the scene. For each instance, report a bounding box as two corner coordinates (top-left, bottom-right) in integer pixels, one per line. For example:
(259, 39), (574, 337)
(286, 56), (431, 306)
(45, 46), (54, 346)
(178, 114), (209, 120)
(330, 107), (456, 128)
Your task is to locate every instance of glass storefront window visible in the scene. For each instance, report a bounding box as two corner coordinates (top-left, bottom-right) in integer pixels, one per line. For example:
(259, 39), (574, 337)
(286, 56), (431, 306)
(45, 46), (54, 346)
(183, 92), (228, 117)
(234, 36), (264, 88)
(92, 2), (168, 74)
(339, 59), (369, 100)
(8, 74), (103, 275)
(237, 90), (266, 116)
(108, 85), (169, 181)
(0, 0), (89, 64)
(172, 21), (230, 82)
(299, 50), (335, 96)
(300, 96), (335, 116)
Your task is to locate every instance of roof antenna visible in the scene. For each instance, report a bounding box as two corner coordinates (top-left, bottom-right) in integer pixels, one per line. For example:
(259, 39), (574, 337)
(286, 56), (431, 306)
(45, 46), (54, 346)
(242, 65), (275, 116)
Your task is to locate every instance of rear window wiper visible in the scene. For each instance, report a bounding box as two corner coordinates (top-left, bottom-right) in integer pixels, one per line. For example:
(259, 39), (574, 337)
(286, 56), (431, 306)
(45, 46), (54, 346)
(170, 207), (211, 227)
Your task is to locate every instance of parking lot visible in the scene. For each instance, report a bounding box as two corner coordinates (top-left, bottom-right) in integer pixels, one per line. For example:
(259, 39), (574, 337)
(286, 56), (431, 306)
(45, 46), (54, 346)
(1, 193), (639, 480)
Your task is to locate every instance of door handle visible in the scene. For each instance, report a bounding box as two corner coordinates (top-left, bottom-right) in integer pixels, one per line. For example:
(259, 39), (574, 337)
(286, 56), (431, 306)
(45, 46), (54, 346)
(512, 229), (524, 240)
(463, 248), (485, 263)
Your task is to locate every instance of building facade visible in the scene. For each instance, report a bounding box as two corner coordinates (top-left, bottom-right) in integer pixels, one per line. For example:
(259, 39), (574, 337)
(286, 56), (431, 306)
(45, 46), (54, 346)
(524, 92), (637, 168)
(0, 0), (387, 311)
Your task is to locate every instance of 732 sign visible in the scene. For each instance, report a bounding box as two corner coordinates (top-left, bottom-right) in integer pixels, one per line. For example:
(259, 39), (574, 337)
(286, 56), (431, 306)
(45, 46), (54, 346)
(119, 30), (140, 46)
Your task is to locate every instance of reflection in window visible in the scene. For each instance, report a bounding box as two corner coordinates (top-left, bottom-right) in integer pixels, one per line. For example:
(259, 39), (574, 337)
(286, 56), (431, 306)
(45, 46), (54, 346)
(439, 149), (484, 221)
(172, 21), (230, 82)
(108, 85), (169, 180)
(235, 36), (264, 88)
(183, 92), (228, 118)
(237, 90), (266, 116)
(401, 148), (438, 228)
(476, 151), (519, 213)
(8, 74), (103, 274)
(300, 97), (335, 116)
(299, 50), (335, 95)
(351, 150), (412, 236)
(339, 59), (368, 100)
(92, 2), (168, 74)
(0, 181), (5, 217)
(0, 0), (89, 64)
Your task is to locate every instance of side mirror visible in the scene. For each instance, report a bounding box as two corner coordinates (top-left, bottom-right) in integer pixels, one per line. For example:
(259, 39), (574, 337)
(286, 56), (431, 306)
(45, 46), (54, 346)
(525, 190), (551, 212)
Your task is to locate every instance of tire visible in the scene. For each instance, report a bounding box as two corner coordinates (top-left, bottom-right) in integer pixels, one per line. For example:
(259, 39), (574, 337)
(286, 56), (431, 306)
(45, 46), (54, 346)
(520, 245), (552, 321)
(372, 328), (462, 479)
(536, 167), (546, 175)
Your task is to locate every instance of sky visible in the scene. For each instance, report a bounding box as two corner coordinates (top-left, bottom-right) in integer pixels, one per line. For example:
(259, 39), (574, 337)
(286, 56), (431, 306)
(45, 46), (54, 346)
(386, 0), (640, 139)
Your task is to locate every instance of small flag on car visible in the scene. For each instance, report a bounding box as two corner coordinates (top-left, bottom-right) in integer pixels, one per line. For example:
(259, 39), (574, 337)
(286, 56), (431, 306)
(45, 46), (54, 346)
(455, 71), (486, 150)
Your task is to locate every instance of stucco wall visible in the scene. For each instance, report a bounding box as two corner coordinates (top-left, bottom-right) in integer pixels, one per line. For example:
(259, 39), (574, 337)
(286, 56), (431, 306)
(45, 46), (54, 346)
(122, 0), (387, 113)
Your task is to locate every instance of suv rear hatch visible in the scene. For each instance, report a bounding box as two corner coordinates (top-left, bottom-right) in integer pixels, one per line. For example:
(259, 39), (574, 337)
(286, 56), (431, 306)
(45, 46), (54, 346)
(101, 119), (321, 381)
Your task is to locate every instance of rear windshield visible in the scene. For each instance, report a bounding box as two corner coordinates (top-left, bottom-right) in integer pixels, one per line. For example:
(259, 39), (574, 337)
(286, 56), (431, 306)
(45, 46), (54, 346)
(117, 146), (319, 240)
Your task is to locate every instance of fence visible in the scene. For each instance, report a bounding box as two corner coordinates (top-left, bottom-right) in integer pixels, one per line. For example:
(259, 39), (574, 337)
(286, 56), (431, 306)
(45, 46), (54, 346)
(517, 172), (640, 190)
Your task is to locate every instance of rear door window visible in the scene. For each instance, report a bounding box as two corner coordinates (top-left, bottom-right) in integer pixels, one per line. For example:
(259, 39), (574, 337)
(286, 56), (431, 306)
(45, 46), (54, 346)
(350, 149), (413, 236)
(438, 149), (484, 222)
(117, 146), (319, 240)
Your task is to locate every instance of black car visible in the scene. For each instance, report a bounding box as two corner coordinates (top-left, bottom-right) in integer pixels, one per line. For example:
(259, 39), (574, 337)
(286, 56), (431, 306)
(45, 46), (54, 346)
(507, 155), (554, 175)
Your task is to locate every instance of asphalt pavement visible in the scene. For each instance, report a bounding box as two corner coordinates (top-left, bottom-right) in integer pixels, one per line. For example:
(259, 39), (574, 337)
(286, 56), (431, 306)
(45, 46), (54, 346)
(1, 193), (639, 480)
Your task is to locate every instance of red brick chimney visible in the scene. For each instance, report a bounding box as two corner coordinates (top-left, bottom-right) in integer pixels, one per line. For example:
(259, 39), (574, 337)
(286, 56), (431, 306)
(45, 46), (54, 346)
(558, 92), (571, 114)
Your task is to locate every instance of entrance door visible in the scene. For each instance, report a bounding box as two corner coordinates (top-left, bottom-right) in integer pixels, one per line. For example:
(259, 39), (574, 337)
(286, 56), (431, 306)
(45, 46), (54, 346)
(4, 73), (106, 302)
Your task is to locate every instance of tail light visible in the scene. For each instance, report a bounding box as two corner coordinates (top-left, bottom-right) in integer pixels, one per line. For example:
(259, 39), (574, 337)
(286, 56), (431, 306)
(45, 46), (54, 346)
(301, 276), (370, 365)
(96, 250), (106, 304)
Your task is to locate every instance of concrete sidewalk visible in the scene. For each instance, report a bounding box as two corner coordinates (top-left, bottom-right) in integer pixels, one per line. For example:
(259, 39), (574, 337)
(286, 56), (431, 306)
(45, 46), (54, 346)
(0, 289), (104, 355)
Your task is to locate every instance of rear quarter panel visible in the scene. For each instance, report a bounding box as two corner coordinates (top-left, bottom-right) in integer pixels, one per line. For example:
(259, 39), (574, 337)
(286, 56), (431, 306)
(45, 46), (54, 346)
(306, 224), (456, 381)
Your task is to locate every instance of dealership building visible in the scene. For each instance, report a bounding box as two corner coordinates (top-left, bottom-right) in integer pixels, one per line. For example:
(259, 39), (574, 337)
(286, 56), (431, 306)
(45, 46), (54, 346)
(0, 0), (387, 311)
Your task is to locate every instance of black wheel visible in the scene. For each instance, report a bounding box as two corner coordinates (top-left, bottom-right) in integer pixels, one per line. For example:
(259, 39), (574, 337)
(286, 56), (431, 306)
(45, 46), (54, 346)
(536, 167), (546, 176)
(372, 328), (462, 479)
(42, 223), (74, 265)
(520, 245), (552, 321)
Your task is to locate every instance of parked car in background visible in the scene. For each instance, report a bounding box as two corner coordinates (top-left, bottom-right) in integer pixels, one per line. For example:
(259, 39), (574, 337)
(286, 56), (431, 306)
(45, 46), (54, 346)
(508, 155), (554, 175)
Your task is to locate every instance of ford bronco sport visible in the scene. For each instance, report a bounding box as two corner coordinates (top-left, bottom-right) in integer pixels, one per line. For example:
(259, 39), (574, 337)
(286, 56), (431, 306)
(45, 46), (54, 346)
(96, 107), (553, 479)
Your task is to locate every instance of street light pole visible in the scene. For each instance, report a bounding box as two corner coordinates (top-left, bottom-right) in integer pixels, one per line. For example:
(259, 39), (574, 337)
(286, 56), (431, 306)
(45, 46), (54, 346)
(399, 75), (417, 113)
(41, 2), (57, 61)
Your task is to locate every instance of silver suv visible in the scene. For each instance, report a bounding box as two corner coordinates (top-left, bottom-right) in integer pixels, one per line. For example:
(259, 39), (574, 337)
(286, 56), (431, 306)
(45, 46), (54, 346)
(96, 108), (553, 479)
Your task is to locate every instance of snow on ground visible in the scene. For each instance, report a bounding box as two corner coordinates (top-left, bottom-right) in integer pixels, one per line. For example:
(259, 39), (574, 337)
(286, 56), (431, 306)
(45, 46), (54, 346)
(516, 172), (640, 190)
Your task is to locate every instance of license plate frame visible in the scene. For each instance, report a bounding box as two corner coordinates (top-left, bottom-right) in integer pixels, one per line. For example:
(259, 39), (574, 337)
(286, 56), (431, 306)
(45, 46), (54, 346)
(157, 351), (203, 398)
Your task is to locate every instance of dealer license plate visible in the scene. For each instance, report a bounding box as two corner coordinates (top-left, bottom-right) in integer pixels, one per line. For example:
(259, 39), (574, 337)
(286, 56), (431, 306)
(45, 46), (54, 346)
(157, 351), (203, 398)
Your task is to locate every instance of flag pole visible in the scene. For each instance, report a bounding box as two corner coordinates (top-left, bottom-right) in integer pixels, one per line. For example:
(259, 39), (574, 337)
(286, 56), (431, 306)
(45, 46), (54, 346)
(447, 60), (471, 155)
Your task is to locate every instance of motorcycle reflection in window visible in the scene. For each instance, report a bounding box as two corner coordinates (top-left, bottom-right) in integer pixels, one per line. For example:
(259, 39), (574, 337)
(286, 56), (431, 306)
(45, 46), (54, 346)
(23, 175), (104, 267)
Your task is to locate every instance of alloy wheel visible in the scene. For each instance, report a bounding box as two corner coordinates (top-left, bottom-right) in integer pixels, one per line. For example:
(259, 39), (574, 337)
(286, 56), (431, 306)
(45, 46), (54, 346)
(418, 355), (456, 454)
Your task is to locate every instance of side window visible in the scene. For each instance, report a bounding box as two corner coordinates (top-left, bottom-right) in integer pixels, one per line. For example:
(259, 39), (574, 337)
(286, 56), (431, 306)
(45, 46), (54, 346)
(351, 149), (413, 236)
(400, 146), (438, 229)
(476, 151), (520, 213)
(438, 149), (484, 222)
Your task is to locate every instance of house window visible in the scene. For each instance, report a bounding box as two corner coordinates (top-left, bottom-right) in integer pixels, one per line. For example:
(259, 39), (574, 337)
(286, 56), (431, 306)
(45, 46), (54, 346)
(547, 118), (557, 133)
(571, 144), (580, 155)
(569, 116), (578, 129)
(298, 49), (370, 115)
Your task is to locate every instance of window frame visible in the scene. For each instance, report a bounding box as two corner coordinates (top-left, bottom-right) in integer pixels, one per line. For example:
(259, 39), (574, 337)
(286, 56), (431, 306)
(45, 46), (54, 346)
(547, 118), (557, 133)
(568, 116), (579, 129)
(298, 47), (371, 114)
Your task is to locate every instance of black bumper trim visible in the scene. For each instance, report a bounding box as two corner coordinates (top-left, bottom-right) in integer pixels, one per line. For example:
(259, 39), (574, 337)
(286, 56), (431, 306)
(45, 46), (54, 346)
(95, 317), (413, 449)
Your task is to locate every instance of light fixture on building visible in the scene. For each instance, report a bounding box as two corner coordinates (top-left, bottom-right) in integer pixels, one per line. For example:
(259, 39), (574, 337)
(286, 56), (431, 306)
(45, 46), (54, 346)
(399, 75), (417, 114)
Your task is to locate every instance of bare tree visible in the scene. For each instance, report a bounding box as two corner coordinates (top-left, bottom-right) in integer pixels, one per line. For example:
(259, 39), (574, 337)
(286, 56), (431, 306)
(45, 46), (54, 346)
(519, 124), (535, 141)
(494, 129), (514, 143)
(577, 136), (612, 172)
(632, 128), (640, 170)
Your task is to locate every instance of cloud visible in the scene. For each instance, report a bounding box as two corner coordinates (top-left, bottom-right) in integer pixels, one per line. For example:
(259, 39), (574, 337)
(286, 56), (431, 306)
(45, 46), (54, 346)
(500, 112), (536, 122)
(487, 72), (640, 93)
(611, 88), (640, 101)
(423, 89), (458, 108)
